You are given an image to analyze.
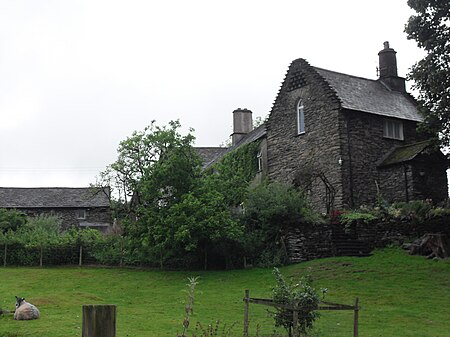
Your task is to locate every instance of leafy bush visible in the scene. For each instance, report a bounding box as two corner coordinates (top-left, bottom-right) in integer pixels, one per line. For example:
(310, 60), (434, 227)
(271, 268), (326, 336)
(339, 211), (377, 226)
(388, 200), (433, 223)
(0, 209), (27, 233)
(241, 182), (323, 266)
(429, 207), (450, 218)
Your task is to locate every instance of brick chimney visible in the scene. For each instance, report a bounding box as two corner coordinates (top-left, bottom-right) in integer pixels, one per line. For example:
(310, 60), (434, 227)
(231, 108), (253, 146)
(378, 41), (406, 92)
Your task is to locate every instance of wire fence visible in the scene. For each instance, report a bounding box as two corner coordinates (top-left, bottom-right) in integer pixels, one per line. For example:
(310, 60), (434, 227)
(1, 243), (117, 267)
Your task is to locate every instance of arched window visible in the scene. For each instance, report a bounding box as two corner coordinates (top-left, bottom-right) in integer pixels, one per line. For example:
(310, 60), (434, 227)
(297, 100), (305, 134)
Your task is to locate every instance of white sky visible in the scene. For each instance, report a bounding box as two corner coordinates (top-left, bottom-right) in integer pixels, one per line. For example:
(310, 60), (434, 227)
(0, 0), (431, 187)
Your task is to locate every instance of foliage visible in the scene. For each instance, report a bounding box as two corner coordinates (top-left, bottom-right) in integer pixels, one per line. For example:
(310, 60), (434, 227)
(98, 119), (200, 209)
(165, 181), (243, 269)
(20, 215), (62, 248)
(429, 206), (450, 217)
(387, 199), (433, 222)
(98, 120), (204, 266)
(63, 226), (103, 246)
(191, 321), (238, 337)
(339, 211), (377, 226)
(271, 268), (325, 336)
(241, 182), (323, 266)
(99, 120), (253, 269)
(405, 0), (450, 148)
(18, 215), (63, 267)
(207, 141), (260, 206)
(0, 209), (27, 233)
(179, 276), (199, 337)
(90, 234), (129, 266)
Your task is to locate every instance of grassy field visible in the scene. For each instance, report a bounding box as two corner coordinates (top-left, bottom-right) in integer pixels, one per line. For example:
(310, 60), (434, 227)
(0, 248), (449, 337)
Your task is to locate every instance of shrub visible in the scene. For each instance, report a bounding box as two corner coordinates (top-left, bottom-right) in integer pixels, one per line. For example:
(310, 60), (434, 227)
(271, 268), (326, 336)
(339, 211), (377, 228)
(241, 182), (323, 266)
(0, 209), (27, 233)
(388, 200), (433, 223)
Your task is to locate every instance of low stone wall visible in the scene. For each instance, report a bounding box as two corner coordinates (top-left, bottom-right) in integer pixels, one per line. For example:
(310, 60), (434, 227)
(285, 215), (450, 263)
(285, 223), (334, 263)
(351, 215), (450, 250)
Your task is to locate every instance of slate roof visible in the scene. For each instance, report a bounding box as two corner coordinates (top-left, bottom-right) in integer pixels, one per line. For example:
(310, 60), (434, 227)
(378, 140), (432, 167)
(201, 124), (267, 169)
(196, 147), (228, 168)
(313, 67), (423, 122)
(0, 187), (110, 208)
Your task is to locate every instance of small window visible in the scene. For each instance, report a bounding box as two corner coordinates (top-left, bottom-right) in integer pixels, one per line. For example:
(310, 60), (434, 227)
(297, 100), (305, 134)
(383, 119), (403, 140)
(75, 209), (86, 220)
(257, 150), (263, 172)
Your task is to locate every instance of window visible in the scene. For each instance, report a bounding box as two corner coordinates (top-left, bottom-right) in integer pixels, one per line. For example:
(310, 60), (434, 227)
(297, 100), (305, 134)
(75, 209), (86, 220)
(383, 119), (404, 140)
(257, 150), (263, 172)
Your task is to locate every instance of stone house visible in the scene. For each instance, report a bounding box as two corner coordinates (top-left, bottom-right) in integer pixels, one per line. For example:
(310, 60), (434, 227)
(199, 42), (448, 212)
(0, 187), (113, 232)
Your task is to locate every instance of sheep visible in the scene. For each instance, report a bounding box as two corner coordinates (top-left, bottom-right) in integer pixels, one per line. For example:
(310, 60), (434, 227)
(14, 296), (40, 320)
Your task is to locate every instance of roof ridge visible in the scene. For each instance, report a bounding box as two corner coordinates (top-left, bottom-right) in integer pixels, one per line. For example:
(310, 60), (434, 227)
(313, 66), (378, 82)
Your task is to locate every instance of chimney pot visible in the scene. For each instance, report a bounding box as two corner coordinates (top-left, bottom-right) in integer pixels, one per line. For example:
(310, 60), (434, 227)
(378, 41), (406, 92)
(231, 108), (253, 146)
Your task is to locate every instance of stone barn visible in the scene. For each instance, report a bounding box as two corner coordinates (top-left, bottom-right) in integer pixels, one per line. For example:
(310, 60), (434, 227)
(0, 187), (113, 232)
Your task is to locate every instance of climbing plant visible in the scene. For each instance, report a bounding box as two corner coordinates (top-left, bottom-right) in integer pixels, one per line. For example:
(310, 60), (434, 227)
(206, 141), (260, 206)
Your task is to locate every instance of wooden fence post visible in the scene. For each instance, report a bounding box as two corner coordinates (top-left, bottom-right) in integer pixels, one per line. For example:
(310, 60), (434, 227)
(292, 303), (299, 337)
(353, 297), (359, 337)
(243, 290), (249, 337)
(82, 304), (116, 337)
(3, 244), (7, 267)
(79, 245), (83, 267)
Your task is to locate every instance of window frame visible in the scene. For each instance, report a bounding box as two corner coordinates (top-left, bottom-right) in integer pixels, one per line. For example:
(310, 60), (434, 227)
(257, 149), (263, 172)
(297, 100), (305, 135)
(75, 209), (87, 220)
(383, 119), (404, 140)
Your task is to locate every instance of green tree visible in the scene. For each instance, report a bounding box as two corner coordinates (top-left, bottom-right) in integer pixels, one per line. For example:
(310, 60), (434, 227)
(99, 120), (200, 211)
(405, 0), (450, 147)
(0, 209), (27, 233)
(165, 178), (243, 270)
(0, 230), (19, 267)
(101, 120), (221, 267)
(20, 215), (62, 267)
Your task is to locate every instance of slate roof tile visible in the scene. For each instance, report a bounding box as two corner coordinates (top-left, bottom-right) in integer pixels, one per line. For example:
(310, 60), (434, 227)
(314, 67), (422, 122)
(0, 187), (110, 208)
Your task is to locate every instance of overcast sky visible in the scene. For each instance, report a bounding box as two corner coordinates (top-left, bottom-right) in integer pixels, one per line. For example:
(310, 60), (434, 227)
(0, 0), (426, 187)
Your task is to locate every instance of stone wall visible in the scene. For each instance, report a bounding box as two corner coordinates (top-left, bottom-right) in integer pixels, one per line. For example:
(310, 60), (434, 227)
(20, 207), (112, 232)
(410, 156), (448, 202)
(285, 215), (450, 263)
(340, 110), (424, 207)
(378, 164), (413, 203)
(267, 59), (343, 213)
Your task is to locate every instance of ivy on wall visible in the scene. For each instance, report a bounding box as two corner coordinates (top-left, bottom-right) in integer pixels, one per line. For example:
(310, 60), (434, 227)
(205, 141), (261, 206)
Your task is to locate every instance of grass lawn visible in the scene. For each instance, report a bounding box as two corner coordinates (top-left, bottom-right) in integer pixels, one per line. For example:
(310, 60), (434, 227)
(0, 248), (449, 337)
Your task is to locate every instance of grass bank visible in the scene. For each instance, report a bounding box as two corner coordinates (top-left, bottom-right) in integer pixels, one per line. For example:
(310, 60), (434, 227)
(0, 248), (449, 336)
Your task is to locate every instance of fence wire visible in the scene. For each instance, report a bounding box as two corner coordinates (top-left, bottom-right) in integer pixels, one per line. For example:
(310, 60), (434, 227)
(1, 244), (113, 267)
